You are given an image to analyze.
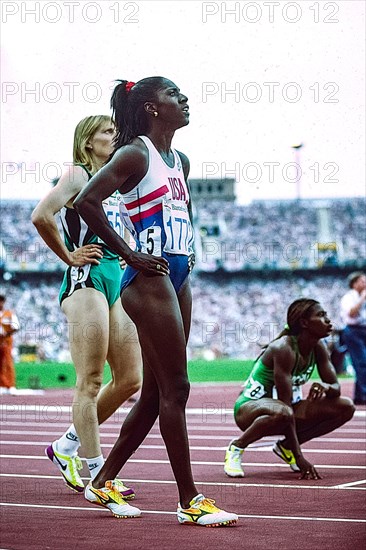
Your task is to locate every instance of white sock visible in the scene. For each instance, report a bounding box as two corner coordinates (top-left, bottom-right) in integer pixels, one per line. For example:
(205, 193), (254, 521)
(86, 455), (104, 480)
(55, 424), (80, 455)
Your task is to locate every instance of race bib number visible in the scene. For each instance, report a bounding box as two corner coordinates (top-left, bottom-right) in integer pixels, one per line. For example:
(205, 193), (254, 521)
(119, 201), (138, 243)
(139, 226), (162, 256)
(272, 385), (303, 404)
(70, 264), (91, 283)
(162, 199), (193, 255)
(243, 376), (266, 400)
(102, 193), (123, 238)
(292, 386), (303, 403)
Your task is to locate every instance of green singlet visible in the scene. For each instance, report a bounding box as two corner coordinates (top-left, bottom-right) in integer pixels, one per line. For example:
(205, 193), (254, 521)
(58, 165), (124, 306)
(234, 336), (317, 416)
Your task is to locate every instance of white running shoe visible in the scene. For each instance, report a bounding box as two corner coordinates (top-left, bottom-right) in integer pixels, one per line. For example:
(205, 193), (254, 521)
(177, 493), (238, 527)
(46, 443), (84, 492)
(224, 439), (244, 478)
(85, 480), (141, 518)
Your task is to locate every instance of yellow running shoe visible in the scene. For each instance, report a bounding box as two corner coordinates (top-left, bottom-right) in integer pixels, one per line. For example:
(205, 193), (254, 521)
(273, 440), (300, 472)
(177, 494), (238, 527)
(45, 444), (84, 493)
(85, 480), (141, 518)
(224, 439), (244, 478)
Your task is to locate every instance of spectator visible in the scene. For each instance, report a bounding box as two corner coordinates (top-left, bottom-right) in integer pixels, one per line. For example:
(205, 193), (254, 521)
(340, 271), (366, 404)
(0, 294), (20, 394)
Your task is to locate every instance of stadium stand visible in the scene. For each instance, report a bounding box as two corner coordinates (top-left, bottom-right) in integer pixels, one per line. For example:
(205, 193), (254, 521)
(0, 198), (365, 360)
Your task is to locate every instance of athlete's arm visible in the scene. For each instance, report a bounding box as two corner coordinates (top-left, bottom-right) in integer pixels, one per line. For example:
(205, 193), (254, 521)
(309, 341), (341, 400)
(74, 144), (169, 275)
(31, 165), (103, 267)
(273, 344), (304, 458)
(273, 344), (296, 407)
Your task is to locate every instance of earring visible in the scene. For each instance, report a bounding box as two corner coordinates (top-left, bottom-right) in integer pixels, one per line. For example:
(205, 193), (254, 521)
(153, 111), (158, 117)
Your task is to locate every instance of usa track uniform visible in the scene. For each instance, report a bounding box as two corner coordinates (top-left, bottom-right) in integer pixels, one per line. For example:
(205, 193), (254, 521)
(120, 135), (194, 294)
(234, 336), (317, 415)
(59, 166), (124, 306)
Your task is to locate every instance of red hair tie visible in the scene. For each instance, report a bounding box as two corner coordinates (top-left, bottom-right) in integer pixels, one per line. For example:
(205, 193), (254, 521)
(125, 81), (136, 93)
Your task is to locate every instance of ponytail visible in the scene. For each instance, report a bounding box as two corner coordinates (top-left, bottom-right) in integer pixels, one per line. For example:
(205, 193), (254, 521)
(110, 80), (135, 149)
(110, 76), (167, 150)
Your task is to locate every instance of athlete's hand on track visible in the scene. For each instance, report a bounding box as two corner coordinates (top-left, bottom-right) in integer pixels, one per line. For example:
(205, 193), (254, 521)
(296, 456), (322, 480)
(127, 251), (170, 277)
(307, 382), (328, 401)
(69, 244), (103, 266)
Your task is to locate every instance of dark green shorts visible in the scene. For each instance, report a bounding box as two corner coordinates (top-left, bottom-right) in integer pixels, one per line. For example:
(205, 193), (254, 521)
(59, 257), (122, 307)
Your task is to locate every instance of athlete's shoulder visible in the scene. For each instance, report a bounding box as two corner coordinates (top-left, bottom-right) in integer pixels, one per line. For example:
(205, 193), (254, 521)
(111, 139), (149, 171)
(58, 164), (90, 192)
(268, 336), (296, 363)
(175, 150), (190, 178)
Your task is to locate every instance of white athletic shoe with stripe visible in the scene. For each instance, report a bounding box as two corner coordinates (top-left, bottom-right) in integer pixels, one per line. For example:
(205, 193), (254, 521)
(177, 493), (238, 527)
(46, 443), (84, 492)
(85, 480), (141, 518)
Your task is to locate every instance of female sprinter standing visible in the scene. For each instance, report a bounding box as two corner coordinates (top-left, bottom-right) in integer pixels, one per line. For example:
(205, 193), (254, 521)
(74, 77), (238, 526)
(224, 298), (355, 479)
(32, 116), (141, 505)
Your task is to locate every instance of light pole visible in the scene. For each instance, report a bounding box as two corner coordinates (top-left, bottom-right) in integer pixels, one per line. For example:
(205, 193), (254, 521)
(291, 143), (304, 201)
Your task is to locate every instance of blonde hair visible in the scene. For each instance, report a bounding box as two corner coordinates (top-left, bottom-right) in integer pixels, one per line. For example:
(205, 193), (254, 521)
(73, 115), (112, 175)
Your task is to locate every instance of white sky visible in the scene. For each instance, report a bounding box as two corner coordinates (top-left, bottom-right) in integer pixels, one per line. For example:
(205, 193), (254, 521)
(1, 0), (365, 204)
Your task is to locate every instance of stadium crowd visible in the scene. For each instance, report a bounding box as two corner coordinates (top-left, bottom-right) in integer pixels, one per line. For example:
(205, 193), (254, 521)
(1, 198), (365, 270)
(196, 198), (365, 271)
(0, 274), (351, 361)
(0, 197), (364, 360)
(1, 201), (62, 270)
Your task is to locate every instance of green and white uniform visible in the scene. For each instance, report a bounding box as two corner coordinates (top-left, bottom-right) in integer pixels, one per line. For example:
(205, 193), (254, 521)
(234, 336), (317, 415)
(59, 166), (124, 306)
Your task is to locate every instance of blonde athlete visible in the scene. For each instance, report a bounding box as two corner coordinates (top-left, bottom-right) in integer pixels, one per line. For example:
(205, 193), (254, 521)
(32, 116), (141, 505)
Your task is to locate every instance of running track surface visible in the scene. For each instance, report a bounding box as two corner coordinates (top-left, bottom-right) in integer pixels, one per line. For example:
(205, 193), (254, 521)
(0, 381), (365, 550)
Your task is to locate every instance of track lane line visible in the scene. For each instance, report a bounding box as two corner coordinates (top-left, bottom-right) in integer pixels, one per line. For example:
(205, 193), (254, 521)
(1, 422), (365, 434)
(1, 472), (366, 491)
(1, 430), (364, 444)
(1, 454), (365, 469)
(0, 502), (364, 522)
(332, 479), (366, 488)
(1, 405), (365, 418)
(1, 441), (365, 453)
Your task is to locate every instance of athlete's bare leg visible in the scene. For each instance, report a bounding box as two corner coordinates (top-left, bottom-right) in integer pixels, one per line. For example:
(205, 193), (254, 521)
(233, 398), (294, 448)
(62, 288), (109, 458)
(283, 396), (355, 446)
(96, 300), (142, 424)
(93, 276), (198, 508)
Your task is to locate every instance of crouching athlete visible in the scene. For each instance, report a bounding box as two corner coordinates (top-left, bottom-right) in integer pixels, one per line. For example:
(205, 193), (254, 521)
(224, 298), (355, 480)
